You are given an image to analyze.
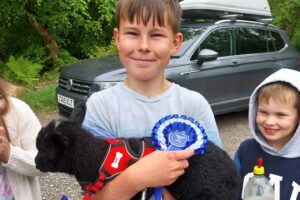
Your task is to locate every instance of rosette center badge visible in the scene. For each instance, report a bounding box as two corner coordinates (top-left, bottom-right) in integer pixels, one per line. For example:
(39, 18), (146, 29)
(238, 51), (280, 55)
(152, 114), (208, 155)
(169, 130), (188, 148)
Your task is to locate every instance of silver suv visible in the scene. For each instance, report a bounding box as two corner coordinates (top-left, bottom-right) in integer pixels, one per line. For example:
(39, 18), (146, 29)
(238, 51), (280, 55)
(56, 19), (300, 117)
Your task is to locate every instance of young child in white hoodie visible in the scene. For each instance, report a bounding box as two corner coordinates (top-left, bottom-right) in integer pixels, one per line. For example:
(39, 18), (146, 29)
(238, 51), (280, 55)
(234, 68), (300, 200)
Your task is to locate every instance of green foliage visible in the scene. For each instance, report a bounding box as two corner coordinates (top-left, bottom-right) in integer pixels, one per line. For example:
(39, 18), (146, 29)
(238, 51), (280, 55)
(90, 39), (118, 58)
(271, 0), (300, 27)
(20, 83), (58, 113)
(0, 59), (4, 69)
(0, 0), (117, 68)
(41, 50), (78, 80)
(0, 19), (44, 61)
(291, 21), (300, 50)
(269, 0), (300, 52)
(55, 50), (78, 70)
(22, 44), (48, 64)
(2, 56), (43, 86)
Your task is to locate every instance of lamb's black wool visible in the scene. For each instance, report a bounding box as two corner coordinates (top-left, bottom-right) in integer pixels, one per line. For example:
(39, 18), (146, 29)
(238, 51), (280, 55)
(35, 103), (240, 200)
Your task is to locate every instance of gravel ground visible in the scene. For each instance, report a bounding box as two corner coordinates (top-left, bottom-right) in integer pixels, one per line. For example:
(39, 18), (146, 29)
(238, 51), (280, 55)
(37, 110), (252, 200)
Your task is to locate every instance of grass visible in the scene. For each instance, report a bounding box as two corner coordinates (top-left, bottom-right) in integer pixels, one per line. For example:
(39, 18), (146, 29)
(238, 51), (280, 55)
(20, 83), (58, 114)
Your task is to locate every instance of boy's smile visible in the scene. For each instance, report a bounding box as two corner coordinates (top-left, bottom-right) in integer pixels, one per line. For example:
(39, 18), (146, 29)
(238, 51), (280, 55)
(113, 16), (182, 86)
(256, 97), (299, 150)
(264, 127), (278, 135)
(130, 57), (156, 67)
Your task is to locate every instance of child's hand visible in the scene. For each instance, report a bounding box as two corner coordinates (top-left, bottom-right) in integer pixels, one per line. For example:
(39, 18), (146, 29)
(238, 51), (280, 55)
(0, 127), (10, 163)
(127, 149), (194, 190)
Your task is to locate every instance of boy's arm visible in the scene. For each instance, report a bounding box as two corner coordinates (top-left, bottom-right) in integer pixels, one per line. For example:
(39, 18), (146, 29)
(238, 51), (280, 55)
(197, 107), (222, 147)
(184, 90), (222, 148)
(193, 93), (222, 148)
(91, 150), (194, 200)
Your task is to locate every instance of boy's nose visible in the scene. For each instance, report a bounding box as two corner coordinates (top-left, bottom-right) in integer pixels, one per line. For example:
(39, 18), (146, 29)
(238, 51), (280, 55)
(138, 36), (150, 52)
(265, 115), (276, 126)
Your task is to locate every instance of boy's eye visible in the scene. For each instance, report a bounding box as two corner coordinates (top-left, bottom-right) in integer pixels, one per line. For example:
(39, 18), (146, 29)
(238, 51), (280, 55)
(276, 113), (288, 117)
(151, 33), (164, 38)
(126, 31), (138, 36)
(258, 110), (267, 115)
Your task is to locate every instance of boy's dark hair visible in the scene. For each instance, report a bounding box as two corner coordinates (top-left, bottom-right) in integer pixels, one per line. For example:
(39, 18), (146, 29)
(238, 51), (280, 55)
(258, 81), (300, 116)
(115, 0), (182, 33)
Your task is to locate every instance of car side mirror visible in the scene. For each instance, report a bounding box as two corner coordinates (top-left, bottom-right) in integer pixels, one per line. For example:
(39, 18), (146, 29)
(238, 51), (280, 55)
(197, 49), (218, 65)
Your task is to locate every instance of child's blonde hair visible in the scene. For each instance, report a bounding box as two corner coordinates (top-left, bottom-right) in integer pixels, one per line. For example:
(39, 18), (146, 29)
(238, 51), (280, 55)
(115, 0), (182, 34)
(258, 82), (300, 116)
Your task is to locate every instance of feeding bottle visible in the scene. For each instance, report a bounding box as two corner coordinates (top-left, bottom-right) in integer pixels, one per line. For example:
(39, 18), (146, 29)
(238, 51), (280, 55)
(243, 157), (274, 200)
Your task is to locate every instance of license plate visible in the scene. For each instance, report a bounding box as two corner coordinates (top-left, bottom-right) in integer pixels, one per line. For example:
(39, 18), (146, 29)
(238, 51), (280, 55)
(57, 94), (74, 108)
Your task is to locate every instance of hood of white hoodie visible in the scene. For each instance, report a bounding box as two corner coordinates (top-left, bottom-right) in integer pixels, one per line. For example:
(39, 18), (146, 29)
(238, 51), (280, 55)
(248, 68), (300, 158)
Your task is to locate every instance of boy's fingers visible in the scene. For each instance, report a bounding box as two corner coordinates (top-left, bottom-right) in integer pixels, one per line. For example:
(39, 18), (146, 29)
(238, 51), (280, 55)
(168, 149), (194, 160)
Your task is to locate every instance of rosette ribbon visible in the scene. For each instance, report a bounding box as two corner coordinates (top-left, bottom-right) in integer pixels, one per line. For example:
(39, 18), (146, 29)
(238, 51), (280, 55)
(151, 114), (208, 200)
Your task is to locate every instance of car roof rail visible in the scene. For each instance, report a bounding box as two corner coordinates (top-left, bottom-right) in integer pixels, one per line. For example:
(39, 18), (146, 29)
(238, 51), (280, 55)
(215, 17), (277, 28)
(220, 14), (242, 22)
(257, 18), (273, 25)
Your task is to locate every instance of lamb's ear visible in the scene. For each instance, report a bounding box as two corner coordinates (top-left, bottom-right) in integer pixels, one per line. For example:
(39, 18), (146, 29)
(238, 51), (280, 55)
(36, 120), (56, 149)
(43, 120), (57, 136)
(50, 131), (71, 150)
(69, 102), (86, 125)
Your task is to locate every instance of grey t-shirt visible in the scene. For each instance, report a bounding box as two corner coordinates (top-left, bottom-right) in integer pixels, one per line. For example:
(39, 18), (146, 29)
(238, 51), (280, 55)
(82, 82), (222, 147)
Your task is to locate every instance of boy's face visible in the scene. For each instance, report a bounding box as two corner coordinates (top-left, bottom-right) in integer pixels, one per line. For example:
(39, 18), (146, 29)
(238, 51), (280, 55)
(256, 97), (299, 150)
(113, 16), (183, 82)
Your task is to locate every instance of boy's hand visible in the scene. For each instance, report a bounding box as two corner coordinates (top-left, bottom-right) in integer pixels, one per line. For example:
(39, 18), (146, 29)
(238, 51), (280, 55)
(127, 149), (194, 190)
(0, 127), (10, 163)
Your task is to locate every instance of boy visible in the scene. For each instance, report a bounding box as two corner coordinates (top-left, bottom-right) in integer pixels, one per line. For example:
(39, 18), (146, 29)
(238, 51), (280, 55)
(83, 0), (222, 199)
(234, 68), (300, 200)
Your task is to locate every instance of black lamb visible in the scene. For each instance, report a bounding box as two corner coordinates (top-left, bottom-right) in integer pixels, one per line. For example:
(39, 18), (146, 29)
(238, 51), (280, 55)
(35, 103), (240, 200)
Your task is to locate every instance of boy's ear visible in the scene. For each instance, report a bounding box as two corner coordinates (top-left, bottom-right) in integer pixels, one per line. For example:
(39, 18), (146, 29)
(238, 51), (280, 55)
(113, 28), (120, 49)
(171, 32), (183, 54)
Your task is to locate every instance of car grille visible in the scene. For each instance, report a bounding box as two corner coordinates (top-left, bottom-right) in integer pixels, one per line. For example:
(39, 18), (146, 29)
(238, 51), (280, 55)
(59, 77), (92, 95)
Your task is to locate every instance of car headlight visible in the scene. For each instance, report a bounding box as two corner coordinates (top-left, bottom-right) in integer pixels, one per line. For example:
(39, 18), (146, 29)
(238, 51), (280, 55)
(91, 82), (119, 92)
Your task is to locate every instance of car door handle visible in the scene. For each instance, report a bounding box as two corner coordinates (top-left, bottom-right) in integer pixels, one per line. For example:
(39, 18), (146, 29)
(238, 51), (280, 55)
(180, 70), (200, 75)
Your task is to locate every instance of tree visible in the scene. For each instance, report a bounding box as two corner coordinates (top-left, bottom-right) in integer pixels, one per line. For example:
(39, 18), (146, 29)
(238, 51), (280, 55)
(0, 0), (116, 67)
(269, 0), (300, 51)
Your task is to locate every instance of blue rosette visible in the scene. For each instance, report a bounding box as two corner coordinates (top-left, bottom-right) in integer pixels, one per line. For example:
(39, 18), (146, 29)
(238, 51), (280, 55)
(151, 114), (208, 200)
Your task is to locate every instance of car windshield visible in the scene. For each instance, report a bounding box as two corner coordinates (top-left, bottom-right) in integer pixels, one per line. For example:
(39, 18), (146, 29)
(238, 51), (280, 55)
(172, 27), (206, 57)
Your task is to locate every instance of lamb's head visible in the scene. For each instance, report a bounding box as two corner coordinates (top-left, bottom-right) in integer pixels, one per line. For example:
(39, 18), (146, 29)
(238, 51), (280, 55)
(35, 120), (77, 174)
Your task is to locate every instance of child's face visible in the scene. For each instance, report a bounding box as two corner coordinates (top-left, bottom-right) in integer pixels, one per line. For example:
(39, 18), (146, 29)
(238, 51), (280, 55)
(113, 16), (182, 83)
(256, 97), (299, 150)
